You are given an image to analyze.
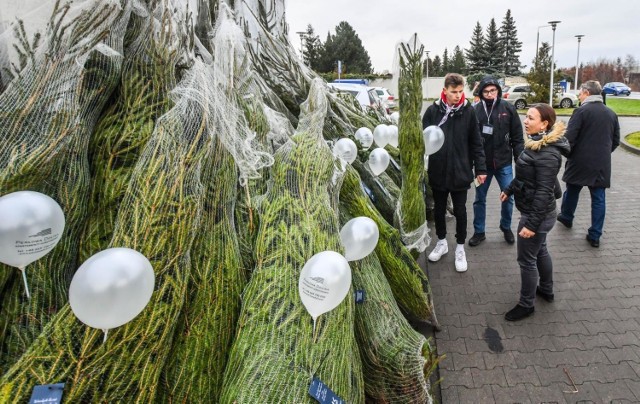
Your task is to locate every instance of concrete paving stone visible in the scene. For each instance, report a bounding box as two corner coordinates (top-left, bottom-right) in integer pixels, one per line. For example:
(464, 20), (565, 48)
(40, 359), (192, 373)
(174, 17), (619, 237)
(501, 336), (527, 352)
(552, 321), (591, 337)
(451, 351), (485, 371)
(560, 380), (600, 403)
(602, 346), (640, 364)
(440, 385), (460, 403)
(580, 319), (616, 335)
(456, 385), (495, 403)
(458, 313), (488, 327)
(491, 383), (532, 403)
(471, 366), (508, 388)
(555, 280), (584, 292)
(511, 350), (550, 369)
(441, 302), (472, 317)
(469, 302), (501, 315)
(564, 308), (622, 323)
(570, 362), (639, 384)
(517, 335), (558, 352)
(437, 313), (462, 328)
(438, 352), (455, 370)
(611, 319), (640, 333)
(483, 351), (517, 370)
(542, 350), (580, 368)
(624, 379), (640, 401)
(562, 289), (599, 301)
(612, 307), (640, 321)
(548, 335), (586, 351)
(577, 280), (607, 291)
(534, 365), (572, 387)
(465, 337), (495, 354)
(439, 367), (473, 387)
(446, 325), (483, 340)
(607, 331), (640, 349)
(525, 381), (569, 403)
(626, 361), (640, 378)
(590, 379), (640, 403)
(437, 338), (468, 355)
(504, 366), (540, 387)
(621, 287), (640, 297)
(601, 278), (631, 289)
(616, 295), (640, 308)
(577, 333), (615, 349)
(572, 347), (612, 367)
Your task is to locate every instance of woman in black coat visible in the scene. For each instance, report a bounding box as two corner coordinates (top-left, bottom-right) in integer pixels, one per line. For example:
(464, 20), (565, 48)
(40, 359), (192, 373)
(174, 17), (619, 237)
(500, 104), (570, 321)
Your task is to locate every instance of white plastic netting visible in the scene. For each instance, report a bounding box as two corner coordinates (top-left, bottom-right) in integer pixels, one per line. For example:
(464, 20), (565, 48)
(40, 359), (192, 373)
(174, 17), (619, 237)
(0, 1), (439, 403)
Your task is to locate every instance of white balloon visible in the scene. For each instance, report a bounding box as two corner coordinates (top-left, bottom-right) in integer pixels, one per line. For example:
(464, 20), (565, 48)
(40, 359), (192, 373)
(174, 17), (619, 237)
(298, 251), (351, 321)
(387, 125), (399, 148)
(390, 111), (400, 125)
(424, 154), (429, 170)
(368, 148), (390, 176)
(333, 138), (358, 164)
(354, 127), (374, 150)
(373, 124), (390, 148)
(340, 217), (379, 261)
(423, 125), (445, 156)
(0, 191), (65, 268)
(70, 248), (155, 330)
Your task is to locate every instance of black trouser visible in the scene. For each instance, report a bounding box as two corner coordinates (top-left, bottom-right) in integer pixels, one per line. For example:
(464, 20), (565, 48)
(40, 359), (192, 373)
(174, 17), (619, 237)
(432, 189), (468, 245)
(517, 213), (556, 308)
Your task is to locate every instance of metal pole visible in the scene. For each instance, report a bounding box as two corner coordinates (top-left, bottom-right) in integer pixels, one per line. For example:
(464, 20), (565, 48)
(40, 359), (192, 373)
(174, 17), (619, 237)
(536, 25), (550, 71)
(425, 50), (430, 100)
(574, 35), (585, 92)
(548, 21), (561, 105)
(295, 31), (306, 61)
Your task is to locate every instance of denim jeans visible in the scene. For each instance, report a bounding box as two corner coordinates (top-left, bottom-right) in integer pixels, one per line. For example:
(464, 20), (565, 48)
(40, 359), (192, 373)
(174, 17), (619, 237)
(517, 213), (556, 308)
(433, 189), (468, 244)
(558, 183), (606, 240)
(473, 164), (514, 233)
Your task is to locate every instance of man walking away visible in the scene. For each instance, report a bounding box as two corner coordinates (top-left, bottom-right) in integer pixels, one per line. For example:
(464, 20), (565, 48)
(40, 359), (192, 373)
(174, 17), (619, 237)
(557, 80), (620, 248)
(422, 73), (487, 272)
(470, 76), (524, 247)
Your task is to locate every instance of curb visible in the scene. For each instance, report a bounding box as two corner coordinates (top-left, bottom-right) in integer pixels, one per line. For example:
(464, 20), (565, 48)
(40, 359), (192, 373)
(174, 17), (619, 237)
(621, 134), (640, 156)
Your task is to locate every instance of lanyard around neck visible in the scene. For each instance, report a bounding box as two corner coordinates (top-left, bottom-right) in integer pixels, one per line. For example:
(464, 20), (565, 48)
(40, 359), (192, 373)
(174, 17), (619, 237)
(482, 100), (495, 123)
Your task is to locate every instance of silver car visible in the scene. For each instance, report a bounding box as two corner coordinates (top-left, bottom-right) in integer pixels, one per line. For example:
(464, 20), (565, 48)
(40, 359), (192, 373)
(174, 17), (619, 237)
(502, 83), (578, 109)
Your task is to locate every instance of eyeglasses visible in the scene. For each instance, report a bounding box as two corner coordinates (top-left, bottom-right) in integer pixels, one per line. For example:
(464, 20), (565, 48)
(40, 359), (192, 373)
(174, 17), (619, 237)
(482, 89), (498, 95)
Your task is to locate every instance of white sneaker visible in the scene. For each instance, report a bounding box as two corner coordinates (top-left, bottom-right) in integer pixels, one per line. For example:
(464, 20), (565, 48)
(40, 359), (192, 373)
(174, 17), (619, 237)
(428, 239), (448, 262)
(455, 249), (468, 272)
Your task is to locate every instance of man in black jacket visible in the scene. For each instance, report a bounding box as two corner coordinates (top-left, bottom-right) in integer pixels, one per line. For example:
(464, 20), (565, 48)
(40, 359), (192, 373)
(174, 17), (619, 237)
(423, 73), (487, 272)
(557, 80), (620, 248)
(470, 77), (524, 247)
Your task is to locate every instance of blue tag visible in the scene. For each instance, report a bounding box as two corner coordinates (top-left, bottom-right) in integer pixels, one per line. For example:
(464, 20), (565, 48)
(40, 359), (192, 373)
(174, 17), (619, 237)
(309, 378), (345, 404)
(355, 290), (366, 304)
(29, 383), (65, 404)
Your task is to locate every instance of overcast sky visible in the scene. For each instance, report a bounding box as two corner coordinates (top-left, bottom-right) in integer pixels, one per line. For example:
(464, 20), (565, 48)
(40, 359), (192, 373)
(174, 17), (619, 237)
(286, 0), (640, 74)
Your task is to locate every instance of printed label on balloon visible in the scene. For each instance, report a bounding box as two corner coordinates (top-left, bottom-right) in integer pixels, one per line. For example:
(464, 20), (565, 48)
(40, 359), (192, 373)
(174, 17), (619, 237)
(14, 229), (62, 257)
(301, 277), (330, 302)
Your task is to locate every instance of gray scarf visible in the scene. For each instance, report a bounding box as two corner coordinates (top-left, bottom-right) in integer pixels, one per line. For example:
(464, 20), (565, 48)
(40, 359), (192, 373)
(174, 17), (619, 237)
(581, 94), (603, 105)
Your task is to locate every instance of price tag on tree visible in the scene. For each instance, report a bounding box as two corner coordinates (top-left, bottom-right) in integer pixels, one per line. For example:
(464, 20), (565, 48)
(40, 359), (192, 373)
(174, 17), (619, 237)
(29, 383), (65, 404)
(308, 378), (345, 404)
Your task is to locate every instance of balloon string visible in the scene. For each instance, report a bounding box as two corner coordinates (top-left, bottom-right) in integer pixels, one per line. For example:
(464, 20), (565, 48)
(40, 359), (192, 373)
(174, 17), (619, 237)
(103, 329), (108, 344)
(312, 317), (317, 341)
(19, 266), (30, 299)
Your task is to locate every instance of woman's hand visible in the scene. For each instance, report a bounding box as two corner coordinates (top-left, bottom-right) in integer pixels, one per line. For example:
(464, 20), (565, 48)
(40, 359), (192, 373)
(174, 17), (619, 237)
(477, 175), (487, 185)
(519, 227), (535, 239)
(499, 192), (509, 202)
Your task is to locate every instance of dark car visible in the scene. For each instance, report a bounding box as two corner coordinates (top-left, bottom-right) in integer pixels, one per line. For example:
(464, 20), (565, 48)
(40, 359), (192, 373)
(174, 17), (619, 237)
(602, 82), (631, 96)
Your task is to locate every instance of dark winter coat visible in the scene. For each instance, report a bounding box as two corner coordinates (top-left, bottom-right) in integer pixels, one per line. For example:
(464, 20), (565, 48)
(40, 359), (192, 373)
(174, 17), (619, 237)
(422, 99), (486, 191)
(561, 99), (620, 188)
(473, 76), (524, 170)
(505, 122), (571, 232)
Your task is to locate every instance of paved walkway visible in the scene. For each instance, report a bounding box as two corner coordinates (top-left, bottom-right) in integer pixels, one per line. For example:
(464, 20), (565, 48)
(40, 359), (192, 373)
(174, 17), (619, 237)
(426, 117), (640, 403)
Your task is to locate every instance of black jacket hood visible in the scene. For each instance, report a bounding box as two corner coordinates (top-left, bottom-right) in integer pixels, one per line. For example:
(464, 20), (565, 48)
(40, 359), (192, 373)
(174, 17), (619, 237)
(478, 76), (503, 101)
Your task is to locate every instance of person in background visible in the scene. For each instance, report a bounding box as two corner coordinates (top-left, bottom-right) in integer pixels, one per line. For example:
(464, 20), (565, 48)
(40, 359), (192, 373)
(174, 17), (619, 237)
(422, 73), (487, 273)
(557, 80), (620, 248)
(500, 104), (570, 321)
(470, 76), (524, 247)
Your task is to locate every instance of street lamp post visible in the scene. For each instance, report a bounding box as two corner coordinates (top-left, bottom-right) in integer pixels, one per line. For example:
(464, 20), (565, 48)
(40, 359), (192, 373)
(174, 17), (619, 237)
(574, 35), (585, 92)
(548, 20), (561, 105)
(535, 24), (550, 71)
(425, 50), (430, 100)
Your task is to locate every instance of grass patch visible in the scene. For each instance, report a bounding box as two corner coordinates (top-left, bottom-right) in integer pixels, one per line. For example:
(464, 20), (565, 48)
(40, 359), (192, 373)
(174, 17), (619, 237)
(627, 131), (640, 147)
(518, 97), (640, 116)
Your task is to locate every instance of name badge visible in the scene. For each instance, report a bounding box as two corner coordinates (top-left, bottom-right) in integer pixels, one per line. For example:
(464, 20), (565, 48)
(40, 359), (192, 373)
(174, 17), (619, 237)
(482, 125), (493, 135)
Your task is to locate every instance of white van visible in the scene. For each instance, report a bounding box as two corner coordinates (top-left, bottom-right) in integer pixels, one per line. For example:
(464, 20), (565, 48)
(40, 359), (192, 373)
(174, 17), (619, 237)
(327, 82), (386, 113)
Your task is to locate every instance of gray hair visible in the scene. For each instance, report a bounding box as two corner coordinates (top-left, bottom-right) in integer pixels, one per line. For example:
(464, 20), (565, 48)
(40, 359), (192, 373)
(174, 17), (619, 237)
(580, 80), (602, 96)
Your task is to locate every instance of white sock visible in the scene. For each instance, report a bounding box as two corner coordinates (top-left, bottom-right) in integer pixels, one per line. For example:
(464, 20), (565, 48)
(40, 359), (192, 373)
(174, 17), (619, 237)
(456, 244), (465, 252)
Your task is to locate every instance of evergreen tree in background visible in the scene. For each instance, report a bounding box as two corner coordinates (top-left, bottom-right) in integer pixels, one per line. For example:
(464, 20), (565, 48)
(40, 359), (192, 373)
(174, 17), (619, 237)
(526, 42), (552, 103)
(465, 22), (487, 74)
(451, 45), (466, 74)
(301, 24), (323, 71)
(484, 18), (502, 75)
(319, 21), (373, 74)
(499, 9), (523, 76)
(431, 55), (442, 76)
(442, 48), (450, 73)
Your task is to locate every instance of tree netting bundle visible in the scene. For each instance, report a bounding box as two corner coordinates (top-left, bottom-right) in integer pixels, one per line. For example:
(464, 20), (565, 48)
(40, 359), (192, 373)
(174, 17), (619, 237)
(0, 0), (130, 373)
(221, 79), (364, 403)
